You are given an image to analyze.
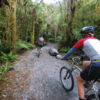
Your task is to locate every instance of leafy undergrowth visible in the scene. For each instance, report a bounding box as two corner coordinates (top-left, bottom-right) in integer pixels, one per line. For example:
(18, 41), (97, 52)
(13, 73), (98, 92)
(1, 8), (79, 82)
(0, 62), (13, 81)
(16, 40), (34, 52)
(59, 47), (71, 53)
(0, 52), (18, 81)
(0, 40), (35, 81)
(0, 52), (19, 63)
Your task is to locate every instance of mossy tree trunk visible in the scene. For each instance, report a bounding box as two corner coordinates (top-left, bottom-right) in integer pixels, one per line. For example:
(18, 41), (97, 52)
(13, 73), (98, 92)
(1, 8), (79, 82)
(65, 0), (77, 46)
(31, 8), (36, 45)
(0, 5), (11, 53)
(31, 25), (35, 45)
(9, 0), (17, 53)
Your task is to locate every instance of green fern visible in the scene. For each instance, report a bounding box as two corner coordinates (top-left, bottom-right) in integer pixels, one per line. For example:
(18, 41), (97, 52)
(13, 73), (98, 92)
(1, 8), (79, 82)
(0, 62), (12, 81)
(0, 62), (12, 74)
(0, 52), (19, 62)
(16, 40), (33, 50)
(59, 47), (71, 53)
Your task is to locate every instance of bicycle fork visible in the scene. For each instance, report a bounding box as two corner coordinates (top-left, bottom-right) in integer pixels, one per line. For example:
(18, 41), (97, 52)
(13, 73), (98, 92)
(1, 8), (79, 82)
(64, 69), (73, 80)
(93, 84), (99, 100)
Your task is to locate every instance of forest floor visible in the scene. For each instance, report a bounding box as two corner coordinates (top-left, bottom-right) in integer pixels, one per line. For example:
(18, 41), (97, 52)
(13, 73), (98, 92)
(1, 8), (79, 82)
(0, 43), (78, 100)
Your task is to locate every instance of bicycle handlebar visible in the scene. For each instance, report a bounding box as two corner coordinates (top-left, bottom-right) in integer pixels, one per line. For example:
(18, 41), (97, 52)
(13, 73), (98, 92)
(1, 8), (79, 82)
(66, 57), (81, 62)
(66, 57), (82, 72)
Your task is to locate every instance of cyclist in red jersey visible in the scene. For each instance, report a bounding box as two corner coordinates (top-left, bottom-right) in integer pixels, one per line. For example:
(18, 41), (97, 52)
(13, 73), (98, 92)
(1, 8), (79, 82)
(61, 26), (100, 100)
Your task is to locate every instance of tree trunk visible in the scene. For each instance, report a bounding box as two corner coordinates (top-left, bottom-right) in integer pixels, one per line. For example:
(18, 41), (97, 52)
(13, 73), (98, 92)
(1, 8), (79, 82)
(31, 25), (35, 45)
(10, 0), (17, 53)
(31, 8), (36, 45)
(0, 5), (11, 53)
(65, 0), (77, 46)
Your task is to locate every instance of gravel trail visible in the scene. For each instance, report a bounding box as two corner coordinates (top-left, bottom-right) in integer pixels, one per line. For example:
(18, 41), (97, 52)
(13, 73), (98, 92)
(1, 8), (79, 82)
(0, 44), (78, 100)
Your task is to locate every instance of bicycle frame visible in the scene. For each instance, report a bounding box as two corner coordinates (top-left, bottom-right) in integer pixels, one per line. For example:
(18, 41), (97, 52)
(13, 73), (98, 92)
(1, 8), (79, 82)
(68, 58), (82, 73)
(68, 57), (100, 100)
(36, 47), (42, 57)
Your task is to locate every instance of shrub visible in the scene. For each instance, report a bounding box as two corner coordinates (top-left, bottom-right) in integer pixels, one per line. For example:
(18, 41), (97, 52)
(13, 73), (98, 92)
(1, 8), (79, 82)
(0, 52), (19, 63)
(0, 62), (13, 81)
(16, 40), (34, 51)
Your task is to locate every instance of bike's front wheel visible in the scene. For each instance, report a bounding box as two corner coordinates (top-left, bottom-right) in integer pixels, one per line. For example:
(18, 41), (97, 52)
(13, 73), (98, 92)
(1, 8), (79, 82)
(60, 66), (74, 91)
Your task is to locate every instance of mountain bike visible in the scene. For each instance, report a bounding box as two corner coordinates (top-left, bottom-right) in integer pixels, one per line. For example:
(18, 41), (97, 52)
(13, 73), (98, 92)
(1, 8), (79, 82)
(60, 57), (100, 100)
(36, 47), (42, 57)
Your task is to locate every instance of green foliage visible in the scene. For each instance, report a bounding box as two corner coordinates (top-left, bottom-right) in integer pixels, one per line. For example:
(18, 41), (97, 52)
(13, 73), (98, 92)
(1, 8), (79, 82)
(72, 0), (99, 40)
(16, 40), (34, 51)
(0, 62), (12, 74)
(0, 6), (11, 51)
(0, 52), (19, 63)
(59, 47), (71, 53)
(0, 62), (12, 81)
(16, 0), (34, 42)
(0, 76), (5, 81)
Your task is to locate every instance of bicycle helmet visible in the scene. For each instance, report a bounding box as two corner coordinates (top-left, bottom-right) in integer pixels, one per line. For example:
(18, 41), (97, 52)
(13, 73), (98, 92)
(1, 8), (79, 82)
(80, 26), (94, 34)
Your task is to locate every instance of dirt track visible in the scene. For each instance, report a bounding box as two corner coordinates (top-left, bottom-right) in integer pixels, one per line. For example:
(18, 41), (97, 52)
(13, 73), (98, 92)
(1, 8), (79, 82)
(0, 44), (79, 100)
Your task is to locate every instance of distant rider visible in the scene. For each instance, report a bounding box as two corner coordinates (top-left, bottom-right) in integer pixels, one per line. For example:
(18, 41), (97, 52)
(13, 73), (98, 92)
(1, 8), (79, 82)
(37, 36), (45, 48)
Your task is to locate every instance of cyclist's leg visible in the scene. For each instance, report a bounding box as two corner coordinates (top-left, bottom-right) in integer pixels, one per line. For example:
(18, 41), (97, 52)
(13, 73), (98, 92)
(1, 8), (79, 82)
(76, 61), (92, 100)
(36, 43), (42, 52)
(82, 61), (91, 68)
(77, 74), (85, 100)
(36, 43), (43, 57)
(38, 47), (42, 54)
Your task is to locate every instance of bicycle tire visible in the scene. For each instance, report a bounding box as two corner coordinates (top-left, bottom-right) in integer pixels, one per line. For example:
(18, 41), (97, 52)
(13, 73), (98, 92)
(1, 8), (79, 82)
(86, 94), (100, 100)
(60, 66), (74, 91)
(37, 52), (40, 57)
(37, 48), (41, 57)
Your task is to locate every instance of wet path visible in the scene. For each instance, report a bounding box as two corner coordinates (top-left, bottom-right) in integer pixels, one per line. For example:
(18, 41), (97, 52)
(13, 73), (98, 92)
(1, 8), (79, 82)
(0, 44), (79, 100)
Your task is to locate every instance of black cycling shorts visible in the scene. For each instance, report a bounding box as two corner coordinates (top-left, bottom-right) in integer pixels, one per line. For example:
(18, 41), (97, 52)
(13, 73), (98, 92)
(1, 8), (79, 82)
(36, 42), (44, 47)
(80, 61), (100, 81)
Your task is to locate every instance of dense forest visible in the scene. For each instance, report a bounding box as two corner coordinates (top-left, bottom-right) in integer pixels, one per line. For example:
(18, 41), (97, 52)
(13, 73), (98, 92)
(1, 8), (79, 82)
(0, 0), (100, 80)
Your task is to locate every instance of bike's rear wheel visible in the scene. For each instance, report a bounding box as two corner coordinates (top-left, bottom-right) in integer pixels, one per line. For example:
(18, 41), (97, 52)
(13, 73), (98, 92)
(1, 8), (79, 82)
(60, 66), (74, 91)
(36, 48), (41, 57)
(86, 94), (100, 100)
(37, 52), (40, 57)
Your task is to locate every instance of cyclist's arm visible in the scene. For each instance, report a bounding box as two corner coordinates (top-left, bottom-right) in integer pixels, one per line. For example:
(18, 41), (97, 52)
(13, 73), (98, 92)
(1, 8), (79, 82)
(61, 39), (84, 60)
(61, 47), (77, 60)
